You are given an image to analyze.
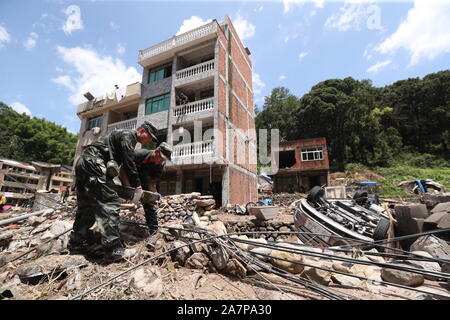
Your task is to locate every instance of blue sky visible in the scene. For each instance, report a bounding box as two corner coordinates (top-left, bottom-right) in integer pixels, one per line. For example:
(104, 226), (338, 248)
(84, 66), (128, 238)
(1, 0), (450, 134)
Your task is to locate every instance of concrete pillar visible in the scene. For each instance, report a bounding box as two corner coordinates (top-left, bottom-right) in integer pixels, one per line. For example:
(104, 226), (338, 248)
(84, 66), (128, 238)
(221, 167), (229, 206)
(175, 169), (183, 194)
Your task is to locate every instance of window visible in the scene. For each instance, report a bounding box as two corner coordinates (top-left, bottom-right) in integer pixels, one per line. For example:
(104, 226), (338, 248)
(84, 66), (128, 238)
(148, 64), (172, 83)
(87, 116), (102, 130)
(145, 93), (170, 114)
(301, 147), (324, 162)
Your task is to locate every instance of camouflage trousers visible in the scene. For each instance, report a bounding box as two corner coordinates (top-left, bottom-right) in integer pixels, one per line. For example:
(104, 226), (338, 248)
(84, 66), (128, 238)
(71, 151), (122, 251)
(143, 202), (158, 233)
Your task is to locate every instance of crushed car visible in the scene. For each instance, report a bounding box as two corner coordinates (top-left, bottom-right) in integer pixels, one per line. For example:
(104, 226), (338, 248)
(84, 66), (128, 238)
(294, 186), (391, 247)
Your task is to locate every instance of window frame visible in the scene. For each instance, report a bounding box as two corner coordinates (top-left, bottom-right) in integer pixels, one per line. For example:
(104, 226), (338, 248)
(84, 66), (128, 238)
(301, 147), (324, 162)
(145, 93), (171, 115)
(87, 115), (103, 130)
(148, 63), (172, 84)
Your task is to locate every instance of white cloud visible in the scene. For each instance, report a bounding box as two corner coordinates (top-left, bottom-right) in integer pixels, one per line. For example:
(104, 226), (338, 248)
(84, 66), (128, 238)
(325, 2), (366, 31)
(10, 102), (32, 116)
(53, 46), (141, 105)
(254, 5), (264, 13)
(117, 42), (126, 55)
(0, 25), (11, 47)
(176, 16), (212, 35)
(367, 59), (391, 73)
(282, 0), (324, 14)
(23, 32), (38, 51)
(253, 72), (265, 95)
(375, 1), (450, 66)
(233, 15), (256, 41)
(62, 5), (84, 35)
(110, 21), (119, 31)
(298, 51), (308, 60)
(279, 75), (287, 81)
(52, 75), (75, 91)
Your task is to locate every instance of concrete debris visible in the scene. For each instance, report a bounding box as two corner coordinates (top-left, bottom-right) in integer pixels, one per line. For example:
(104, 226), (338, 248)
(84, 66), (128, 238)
(15, 255), (88, 285)
(185, 252), (210, 269)
(408, 251), (442, 280)
(381, 263), (424, 287)
(410, 235), (450, 273)
(269, 243), (305, 274)
(129, 267), (163, 298)
(1, 189), (449, 301)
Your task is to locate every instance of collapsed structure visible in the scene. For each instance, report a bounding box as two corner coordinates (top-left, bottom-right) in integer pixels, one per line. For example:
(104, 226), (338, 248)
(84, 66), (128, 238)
(74, 15), (257, 206)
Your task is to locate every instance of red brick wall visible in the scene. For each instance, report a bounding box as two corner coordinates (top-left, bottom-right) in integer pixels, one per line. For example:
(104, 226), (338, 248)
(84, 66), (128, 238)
(276, 138), (330, 170)
(229, 167), (257, 205)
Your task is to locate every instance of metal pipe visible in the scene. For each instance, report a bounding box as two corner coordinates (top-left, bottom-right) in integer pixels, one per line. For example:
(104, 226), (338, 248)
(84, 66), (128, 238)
(0, 208), (53, 226)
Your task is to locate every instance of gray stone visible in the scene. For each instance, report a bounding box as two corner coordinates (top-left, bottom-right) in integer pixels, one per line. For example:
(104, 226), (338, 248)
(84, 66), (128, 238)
(331, 274), (363, 287)
(130, 267), (163, 298)
(226, 259), (247, 279)
(168, 241), (191, 265)
(207, 244), (229, 270)
(410, 235), (450, 272)
(195, 199), (215, 207)
(191, 212), (201, 226)
(247, 237), (267, 251)
(250, 247), (272, 262)
(303, 267), (332, 286)
(381, 263), (424, 286)
(15, 255), (88, 284)
(409, 251), (442, 280)
(185, 252), (210, 269)
(207, 221), (227, 236)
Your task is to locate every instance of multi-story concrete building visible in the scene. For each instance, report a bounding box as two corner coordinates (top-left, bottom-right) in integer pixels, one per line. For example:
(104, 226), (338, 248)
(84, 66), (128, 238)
(0, 158), (73, 205)
(74, 16), (257, 206)
(270, 138), (330, 193)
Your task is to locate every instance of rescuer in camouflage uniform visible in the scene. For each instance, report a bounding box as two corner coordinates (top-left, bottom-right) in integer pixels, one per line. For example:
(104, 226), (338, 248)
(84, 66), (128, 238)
(119, 142), (172, 235)
(68, 121), (158, 261)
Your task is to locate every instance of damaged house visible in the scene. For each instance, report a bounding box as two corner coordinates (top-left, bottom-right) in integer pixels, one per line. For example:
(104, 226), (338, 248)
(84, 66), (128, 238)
(73, 16), (257, 206)
(270, 138), (330, 193)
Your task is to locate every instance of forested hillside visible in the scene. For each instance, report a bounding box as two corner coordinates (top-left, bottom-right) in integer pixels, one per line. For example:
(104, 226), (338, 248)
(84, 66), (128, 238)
(256, 70), (450, 171)
(0, 102), (78, 165)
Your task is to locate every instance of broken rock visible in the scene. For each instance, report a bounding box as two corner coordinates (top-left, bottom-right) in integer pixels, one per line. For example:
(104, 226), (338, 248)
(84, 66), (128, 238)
(410, 235), (450, 273)
(381, 263), (424, 287)
(207, 244), (229, 271)
(226, 258), (247, 279)
(15, 255), (88, 285)
(168, 241), (191, 265)
(185, 252), (210, 269)
(408, 251), (442, 281)
(130, 267), (163, 298)
(270, 244), (304, 274)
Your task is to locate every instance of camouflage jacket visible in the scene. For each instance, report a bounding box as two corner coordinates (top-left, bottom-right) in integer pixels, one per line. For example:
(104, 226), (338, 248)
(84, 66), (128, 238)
(134, 149), (165, 187)
(85, 130), (141, 187)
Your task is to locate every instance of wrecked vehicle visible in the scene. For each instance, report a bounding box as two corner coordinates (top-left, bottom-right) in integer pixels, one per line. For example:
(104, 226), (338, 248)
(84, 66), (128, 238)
(398, 179), (445, 195)
(294, 186), (391, 247)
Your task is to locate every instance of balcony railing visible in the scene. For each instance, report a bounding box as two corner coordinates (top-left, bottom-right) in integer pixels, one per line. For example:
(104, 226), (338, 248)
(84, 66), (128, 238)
(107, 118), (137, 133)
(173, 97), (214, 117)
(173, 140), (214, 158)
(139, 22), (217, 63)
(175, 60), (215, 81)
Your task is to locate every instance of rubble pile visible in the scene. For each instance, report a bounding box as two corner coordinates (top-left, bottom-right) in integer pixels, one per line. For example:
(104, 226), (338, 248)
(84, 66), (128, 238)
(263, 192), (306, 207)
(1, 192), (450, 301)
(217, 214), (296, 242)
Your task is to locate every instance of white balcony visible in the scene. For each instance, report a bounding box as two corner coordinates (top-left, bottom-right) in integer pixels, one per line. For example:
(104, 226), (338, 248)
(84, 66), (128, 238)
(172, 140), (214, 158)
(107, 118), (137, 133)
(175, 60), (215, 82)
(173, 97), (214, 117)
(139, 22), (217, 67)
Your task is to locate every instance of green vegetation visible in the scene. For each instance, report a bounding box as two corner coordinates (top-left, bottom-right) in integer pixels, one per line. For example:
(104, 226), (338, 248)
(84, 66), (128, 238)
(375, 165), (450, 197)
(256, 70), (450, 171)
(0, 102), (78, 165)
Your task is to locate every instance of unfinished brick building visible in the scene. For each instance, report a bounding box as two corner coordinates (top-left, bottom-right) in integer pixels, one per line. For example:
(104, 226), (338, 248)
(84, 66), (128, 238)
(74, 15), (257, 206)
(271, 138), (330, 193)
